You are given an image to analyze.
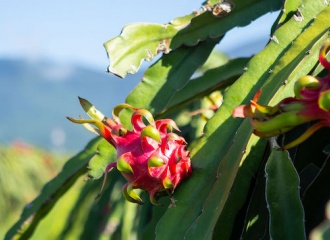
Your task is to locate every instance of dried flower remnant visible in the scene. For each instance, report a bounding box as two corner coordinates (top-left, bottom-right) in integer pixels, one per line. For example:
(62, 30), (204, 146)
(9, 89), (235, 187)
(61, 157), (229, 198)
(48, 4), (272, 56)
(200, 0), (235, 17)
(67, 99), (192, 205)
(212, 0), (235, 17)
(232, 41), (330, 149)
(156, 39), (170, 54)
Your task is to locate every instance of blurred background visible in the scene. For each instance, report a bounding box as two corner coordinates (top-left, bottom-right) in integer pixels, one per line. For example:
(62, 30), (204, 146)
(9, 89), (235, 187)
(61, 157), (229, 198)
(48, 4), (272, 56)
(0, 0), (279, 237)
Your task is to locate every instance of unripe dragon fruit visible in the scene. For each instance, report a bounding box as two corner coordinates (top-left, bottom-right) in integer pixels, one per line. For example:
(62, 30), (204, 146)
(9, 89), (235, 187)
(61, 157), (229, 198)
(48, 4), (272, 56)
(67, 98), (192, 205)
(233, 41), (330, 149)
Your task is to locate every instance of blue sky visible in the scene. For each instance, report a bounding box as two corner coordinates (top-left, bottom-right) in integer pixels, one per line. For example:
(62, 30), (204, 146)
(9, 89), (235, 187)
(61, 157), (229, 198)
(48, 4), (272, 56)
(1, 1), (279, 71)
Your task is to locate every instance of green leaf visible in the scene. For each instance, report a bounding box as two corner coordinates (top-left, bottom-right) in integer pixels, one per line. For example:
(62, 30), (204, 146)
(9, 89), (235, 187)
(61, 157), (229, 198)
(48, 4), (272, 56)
(197, 51), (228, 72)
(125, 38), (221, 114)
(170, 0), (283, 48)
(260, 8), (330, 106)
(87, 140), (116, 179)
(212, 137), (268, 239)
(265, 146), (306, 240)
(154, 2), (328, 239)
(5, 137), (102, 240)
(103, 11), (200, 78)
(240, 153), (270, 240)
(104, 23), (178, 78)
(212, 4), (330, 233)
(58, 178), (108, 238)
(79, 170), (125, 240)
(278, 0), (303, 24)
(271, 0), (303, 34)
(104, 0), (282, 78)
(166, 57), (249, 111)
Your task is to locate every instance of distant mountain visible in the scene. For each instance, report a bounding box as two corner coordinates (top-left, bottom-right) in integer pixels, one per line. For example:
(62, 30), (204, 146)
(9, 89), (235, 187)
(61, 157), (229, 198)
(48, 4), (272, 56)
(0, 58), (141, 151)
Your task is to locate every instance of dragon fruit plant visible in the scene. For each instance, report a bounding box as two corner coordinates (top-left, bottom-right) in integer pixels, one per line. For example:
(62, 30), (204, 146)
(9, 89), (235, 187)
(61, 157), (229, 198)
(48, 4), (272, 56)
(6, 1), (330, 239)
(67, 98), (192, 205)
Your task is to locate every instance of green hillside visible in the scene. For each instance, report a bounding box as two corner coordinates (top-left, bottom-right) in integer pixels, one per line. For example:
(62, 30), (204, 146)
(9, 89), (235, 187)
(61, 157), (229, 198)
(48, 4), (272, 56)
(0, 58), (141, 151)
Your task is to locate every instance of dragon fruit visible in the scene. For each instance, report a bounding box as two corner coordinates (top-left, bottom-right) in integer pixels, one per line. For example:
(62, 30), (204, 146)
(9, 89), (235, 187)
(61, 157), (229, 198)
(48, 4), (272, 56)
(67, 99), (192, 205)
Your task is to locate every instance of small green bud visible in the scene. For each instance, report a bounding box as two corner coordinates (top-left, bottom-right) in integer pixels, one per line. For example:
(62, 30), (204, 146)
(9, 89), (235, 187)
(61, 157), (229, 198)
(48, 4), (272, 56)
(133, 109), (155, 126)
(294, 75), (320, 99)
(319, 90), (330, 111)
(150, 195), (162, 206)
(163, 177), (174, 189)
(141, 125), (161, 143)
(148, 156), (165, 168)
(117, 154), (134, 174)
(122, 183), (143, 205)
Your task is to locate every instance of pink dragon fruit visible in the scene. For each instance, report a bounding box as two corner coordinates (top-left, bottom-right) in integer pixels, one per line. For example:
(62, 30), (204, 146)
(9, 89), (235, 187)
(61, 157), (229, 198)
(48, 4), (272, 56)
(67, 99), (192, 205)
